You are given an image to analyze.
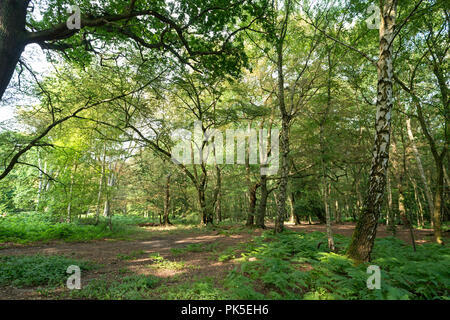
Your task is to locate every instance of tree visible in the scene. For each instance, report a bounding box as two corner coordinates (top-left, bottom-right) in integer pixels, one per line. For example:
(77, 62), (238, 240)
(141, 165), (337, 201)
(347, 0), (398, 262)
(393, 1), (448, 243)
(0, 0), (267, 101)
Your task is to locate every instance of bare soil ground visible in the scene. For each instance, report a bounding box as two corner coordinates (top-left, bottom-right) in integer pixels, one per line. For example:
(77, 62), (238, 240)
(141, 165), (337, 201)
(0, 225), (261, 299)
(0, 222), (446, 299)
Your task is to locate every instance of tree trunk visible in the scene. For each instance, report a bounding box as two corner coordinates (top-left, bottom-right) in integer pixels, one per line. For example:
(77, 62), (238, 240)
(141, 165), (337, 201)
(36, 151), (43, 210)
(103, 176), (113, 231)
(67, 162), (78, 223)
(347, 0), (397, 262)
(0, 0), (30, 101)
(345, 198), (350, 223)
(444, 166), (450, 189)
(415, 100), (446, 243)
(432, 161), (445, 244)
(334, 199), (341, 224)
(198, 184), (213, 225)
(215, 165), (222, 222)
(411, 178), (424, 228)
(324, 182), (335, 251)
(95, 144), (107, 223)
(275, 40), (289, 233)
(355, 175), (363, 218)
(288, 192), (300, 224)
(391, 127), (416, 250)
(321, 130), (334, 251)
(103, 162), (116, 219)
(386, 171), (393, 225)
(245, 134), (255, 226)
(392, 136), (406, 226)
(163, 173), (171, 225)
(406, 118), (434, 218)
(256, 174), (268, 228)
(103, 197), (110, 219)
(211, 137), (222, 223)
(395, 141), (416, 251)
(246, 182), (260, 226)
(321, 48), (335, 252)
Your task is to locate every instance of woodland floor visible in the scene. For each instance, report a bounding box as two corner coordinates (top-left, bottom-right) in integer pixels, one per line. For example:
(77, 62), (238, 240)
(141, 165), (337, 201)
(0, 222), (447, 300)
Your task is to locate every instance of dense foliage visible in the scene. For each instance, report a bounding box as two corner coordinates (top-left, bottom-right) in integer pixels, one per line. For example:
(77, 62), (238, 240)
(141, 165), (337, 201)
(0, 0), (448, 301)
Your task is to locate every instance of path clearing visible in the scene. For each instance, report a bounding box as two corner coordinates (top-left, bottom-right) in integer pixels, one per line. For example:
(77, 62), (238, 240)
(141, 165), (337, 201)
(0, 222), (445, 299)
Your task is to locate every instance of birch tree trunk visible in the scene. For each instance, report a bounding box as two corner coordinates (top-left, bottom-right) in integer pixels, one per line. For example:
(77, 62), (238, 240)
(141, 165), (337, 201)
(347, 0), (397, 262)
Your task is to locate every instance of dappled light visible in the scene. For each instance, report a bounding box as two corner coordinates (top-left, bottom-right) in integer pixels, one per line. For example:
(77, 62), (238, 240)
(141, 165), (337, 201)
(0, 0), (448, 303)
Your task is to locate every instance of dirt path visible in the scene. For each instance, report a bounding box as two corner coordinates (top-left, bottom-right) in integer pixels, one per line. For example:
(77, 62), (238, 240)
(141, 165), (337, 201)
(285, 222), (446, 245)
(0, 222), (445, 299)
(0, 226), (261, 299)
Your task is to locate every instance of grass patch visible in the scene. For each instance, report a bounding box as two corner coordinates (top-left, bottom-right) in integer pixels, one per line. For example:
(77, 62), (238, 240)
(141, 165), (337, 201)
(0, 212), (140, 244)
(170, 242), (219, 255)
(147, 253), (188, 271)
(116, 250), (146, 260)
(0, 212), (236, 245)
(0, 254), (95, 288)
(71, 275), (161, 300)
(157, 277), (227, 299)
(210, 241), (257, 262)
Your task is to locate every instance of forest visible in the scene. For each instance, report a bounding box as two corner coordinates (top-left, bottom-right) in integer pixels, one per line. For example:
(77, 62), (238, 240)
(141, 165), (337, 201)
(0, 0), (449, 301)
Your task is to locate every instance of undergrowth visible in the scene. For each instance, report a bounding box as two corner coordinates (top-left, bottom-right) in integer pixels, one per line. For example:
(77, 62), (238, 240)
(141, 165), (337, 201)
(71, 275), (161, 300)
(157, 277), (227, 300)
(221, 230), (450, 300)
(0, 212), (149, 244)
(0, 254), (95, 287)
